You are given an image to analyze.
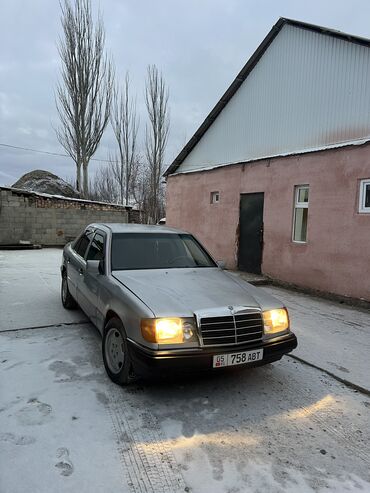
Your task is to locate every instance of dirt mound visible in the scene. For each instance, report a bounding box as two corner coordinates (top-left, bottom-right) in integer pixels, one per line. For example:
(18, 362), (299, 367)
(12, 170), (80, 198)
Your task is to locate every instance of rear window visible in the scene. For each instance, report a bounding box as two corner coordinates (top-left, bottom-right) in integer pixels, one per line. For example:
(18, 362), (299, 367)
(111, 233), (216, 270)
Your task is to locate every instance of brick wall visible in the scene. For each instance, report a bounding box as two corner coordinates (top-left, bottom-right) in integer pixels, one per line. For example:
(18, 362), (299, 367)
(0, 187), (135, 246)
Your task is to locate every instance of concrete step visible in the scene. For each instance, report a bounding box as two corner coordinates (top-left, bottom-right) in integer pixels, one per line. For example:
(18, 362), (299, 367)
(227, 270), (270, 286)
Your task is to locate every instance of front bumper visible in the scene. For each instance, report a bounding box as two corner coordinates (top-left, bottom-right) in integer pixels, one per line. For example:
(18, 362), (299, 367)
(127, 333), (298, 378)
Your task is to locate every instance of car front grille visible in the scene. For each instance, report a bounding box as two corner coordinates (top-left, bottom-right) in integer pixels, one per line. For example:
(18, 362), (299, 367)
(199, 311), (263, 347)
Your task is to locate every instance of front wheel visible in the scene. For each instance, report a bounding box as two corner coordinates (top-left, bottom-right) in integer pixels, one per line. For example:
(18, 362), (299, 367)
(102, 317), (135, 385)
(61, 271), (77, 309)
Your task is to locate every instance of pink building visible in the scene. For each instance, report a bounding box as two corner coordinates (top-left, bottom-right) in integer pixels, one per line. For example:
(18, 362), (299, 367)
(165, 19), (370, 302)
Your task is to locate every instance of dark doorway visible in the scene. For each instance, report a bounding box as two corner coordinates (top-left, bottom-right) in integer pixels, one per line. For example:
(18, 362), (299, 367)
(238, 193), (264, 274)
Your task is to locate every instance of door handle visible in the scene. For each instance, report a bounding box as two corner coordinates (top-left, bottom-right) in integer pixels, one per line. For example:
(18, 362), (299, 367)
(78, 268), (84, 275)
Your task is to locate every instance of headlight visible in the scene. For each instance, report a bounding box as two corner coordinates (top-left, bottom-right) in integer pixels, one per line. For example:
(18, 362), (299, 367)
(141, 318), (197, 344)
(263, 308), (289, 336)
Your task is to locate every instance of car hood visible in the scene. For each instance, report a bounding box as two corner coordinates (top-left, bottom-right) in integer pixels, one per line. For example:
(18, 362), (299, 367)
(112, 268), (282, 318)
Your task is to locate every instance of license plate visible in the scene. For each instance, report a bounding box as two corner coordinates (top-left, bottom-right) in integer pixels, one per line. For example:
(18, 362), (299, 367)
(213, 349), (264, 368)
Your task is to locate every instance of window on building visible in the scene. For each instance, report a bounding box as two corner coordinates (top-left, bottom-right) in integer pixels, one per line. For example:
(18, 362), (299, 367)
(293, 185), (309, 243)
(211, 191), (220, 204)
(359, 179), (370, 213)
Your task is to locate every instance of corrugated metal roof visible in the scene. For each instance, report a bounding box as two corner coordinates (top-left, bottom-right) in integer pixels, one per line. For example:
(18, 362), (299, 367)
(164, 18), (370, 176)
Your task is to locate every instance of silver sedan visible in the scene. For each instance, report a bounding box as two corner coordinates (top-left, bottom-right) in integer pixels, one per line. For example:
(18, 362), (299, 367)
(61, 223), (297, 384)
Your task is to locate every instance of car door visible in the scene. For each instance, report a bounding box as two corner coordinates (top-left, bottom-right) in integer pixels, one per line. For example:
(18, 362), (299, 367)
(77, 230), (106, 325)
(68, 229), (93, 300)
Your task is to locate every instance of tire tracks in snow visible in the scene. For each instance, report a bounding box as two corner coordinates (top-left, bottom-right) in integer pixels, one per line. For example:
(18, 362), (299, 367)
(105, 384), (187, 493)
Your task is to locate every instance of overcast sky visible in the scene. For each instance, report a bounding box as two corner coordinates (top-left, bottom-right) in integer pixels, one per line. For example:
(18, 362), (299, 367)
(1, 0), (370, 187)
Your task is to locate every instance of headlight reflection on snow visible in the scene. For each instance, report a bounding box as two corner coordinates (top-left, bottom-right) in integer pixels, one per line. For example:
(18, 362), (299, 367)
(284, 395), (336, 420)
(137, 432), (260, 452)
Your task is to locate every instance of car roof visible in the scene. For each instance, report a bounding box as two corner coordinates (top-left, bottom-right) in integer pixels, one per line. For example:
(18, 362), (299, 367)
(88, 223), (189, 235)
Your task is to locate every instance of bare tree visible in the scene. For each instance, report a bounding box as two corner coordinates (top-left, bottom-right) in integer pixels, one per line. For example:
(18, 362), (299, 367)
(55, 0), (113, 197)
(89, 165), (120, 203)
(111, 73), (139, 206)
(144, 65), (170, 223)
(131, 160), (151, 223)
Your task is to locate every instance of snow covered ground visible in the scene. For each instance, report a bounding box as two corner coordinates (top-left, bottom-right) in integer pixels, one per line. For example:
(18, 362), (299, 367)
(0, 249), (86, 331)
(261, 285), (370, 392)
(0, 249), (369, 493)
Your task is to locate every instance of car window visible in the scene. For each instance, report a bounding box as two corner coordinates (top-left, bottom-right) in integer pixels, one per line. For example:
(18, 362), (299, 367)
(111, 233), (217, 270)
(86, 232), (105, 261)
(182, 236), (216, 267)
(74, 232), (91, 259)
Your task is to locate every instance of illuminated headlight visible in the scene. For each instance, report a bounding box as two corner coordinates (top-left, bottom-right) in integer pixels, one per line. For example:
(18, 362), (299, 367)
(141, 318), (197, 344)
(263, 308), (290, 336)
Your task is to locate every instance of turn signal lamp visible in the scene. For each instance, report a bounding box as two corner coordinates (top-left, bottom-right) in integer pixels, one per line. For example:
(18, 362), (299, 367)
(263, 308), (289, 336)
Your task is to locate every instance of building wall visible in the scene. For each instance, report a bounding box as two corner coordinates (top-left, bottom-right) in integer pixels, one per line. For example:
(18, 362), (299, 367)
(0, 188), (130, 246)
(166, 144), (370, 301)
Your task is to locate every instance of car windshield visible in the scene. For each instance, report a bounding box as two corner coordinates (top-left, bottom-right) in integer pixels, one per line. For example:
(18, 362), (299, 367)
(111, 232), (217, 270)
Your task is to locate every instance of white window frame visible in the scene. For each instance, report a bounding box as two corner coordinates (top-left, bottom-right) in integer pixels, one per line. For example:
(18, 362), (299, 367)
(210, 191), (220, 204)
(359, 179), (370, 213)
(292, 185), (309, 243)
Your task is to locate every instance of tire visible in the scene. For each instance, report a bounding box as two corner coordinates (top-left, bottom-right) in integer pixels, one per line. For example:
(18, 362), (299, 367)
(102, 317), (135, 385)
(61, 270), (77, 309)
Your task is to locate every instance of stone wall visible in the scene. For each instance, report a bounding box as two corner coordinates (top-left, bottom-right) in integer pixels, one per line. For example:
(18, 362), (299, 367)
(0, 187), (136, 246)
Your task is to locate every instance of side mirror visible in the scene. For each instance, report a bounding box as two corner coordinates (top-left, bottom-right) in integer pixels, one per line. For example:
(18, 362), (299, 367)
(86, 259), (100, 274)
(217, 260), (226, 270)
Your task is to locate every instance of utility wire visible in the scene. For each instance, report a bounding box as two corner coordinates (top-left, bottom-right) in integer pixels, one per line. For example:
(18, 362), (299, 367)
(0, 142), (113, 163)
(0, 142), (173, 167)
